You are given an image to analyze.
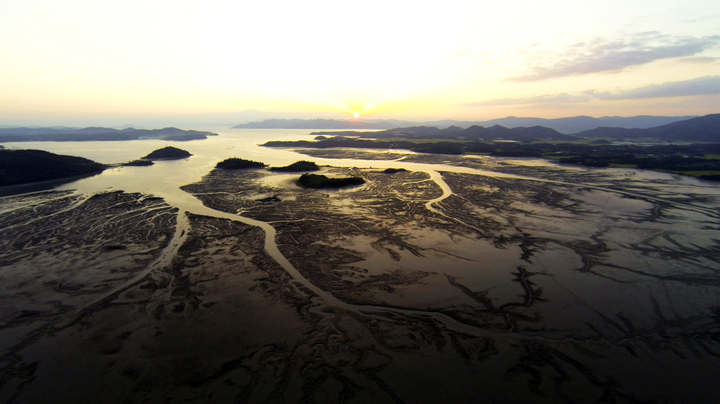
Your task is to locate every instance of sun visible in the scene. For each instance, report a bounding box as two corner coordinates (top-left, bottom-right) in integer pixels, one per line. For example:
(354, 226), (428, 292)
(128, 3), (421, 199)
(352, 112), (360, 119)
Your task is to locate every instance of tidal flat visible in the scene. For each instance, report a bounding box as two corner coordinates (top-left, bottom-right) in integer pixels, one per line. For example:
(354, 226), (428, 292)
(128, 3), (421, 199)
(2, 150), (720, 403)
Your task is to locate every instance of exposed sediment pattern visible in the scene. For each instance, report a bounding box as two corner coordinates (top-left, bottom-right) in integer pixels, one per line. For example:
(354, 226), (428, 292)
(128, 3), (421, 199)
(2, 153), (720, 403)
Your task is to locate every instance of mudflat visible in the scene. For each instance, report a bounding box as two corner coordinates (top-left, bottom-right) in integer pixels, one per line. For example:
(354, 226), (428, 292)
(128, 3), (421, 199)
(2, 151), (720, 403)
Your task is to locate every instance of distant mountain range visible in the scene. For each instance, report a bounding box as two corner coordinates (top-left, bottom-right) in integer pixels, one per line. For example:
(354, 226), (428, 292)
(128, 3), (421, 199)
(314, 125), (573, 142)
(576, 114), (720, 142)
(233, 119), (411, 130)
(0, 127), (218, 142)
(308, 114), (720, 143)
(233, 115), (696, 133)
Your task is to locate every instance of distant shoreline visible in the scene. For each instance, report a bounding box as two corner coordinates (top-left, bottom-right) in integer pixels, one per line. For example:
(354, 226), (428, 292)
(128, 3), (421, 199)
(0, 126), (218, 142)
(232, 115), (698, 133)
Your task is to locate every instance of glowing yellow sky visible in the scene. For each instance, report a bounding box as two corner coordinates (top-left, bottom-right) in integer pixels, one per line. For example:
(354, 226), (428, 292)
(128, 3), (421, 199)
(1, 0), (719, 125)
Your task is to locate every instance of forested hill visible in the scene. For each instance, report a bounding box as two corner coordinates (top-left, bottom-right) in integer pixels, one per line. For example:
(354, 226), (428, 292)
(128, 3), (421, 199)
(573, 114), (720, 141)
(0, 127), (217, 142)
(311, 113), (720, 142)
(0, 149), (106, 186)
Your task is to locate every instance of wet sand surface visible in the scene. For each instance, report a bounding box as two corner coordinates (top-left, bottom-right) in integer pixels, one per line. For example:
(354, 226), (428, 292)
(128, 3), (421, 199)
(2, 150), (720, 403)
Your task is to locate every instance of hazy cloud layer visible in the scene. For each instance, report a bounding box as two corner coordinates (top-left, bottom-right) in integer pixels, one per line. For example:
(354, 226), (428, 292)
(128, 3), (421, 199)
(509, 32), (720, 82)
(593, 76), (720, 100)
(464, 76), (720, 107)
(680, 56), (720, 63)
(460, 93), (591, 107)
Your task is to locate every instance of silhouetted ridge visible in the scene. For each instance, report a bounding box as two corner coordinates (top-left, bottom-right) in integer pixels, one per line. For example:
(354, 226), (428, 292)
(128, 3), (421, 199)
(313, 124), (575, 142)
(651, 113), (720, 141)
(0, 127), (217, 142)
(575, 114), (720, 141)
(232, 115), (696, 132)
(0, 149), (106, 186)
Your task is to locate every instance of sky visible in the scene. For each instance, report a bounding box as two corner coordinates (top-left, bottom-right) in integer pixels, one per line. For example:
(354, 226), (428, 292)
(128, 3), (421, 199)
(1, 0), (719, 126)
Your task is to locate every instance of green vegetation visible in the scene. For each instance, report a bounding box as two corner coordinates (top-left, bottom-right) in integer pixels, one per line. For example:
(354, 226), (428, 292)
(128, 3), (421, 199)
(0, 149), (106, 186)
(269, 160), (320, 172)
(121, 159), (154, 166)
(297, 173), (365, 189)
(215, 158), (266, 170)
(141, 146), (192, 160)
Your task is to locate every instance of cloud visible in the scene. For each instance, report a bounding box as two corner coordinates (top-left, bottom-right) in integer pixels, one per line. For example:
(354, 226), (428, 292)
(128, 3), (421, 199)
(459, 93), (591, 107)
(463, 76), (720, 107)
(592, 76), (720, 100)
(508, 32), (720, 82)
(680, 56), (720, 64)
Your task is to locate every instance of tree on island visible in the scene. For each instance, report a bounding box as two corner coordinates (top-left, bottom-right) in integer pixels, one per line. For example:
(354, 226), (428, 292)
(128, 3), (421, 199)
(215, 158), (266, 170)
(269, 161), (320, 172)
(141, 146), (192, 160)
(297, 173), (365, 189)
(121, 160), (154, 166)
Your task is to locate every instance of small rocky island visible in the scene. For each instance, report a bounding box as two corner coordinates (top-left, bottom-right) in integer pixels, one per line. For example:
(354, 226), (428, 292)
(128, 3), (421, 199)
(120, 159), (154, 166)
(297, 173), (365, 188)
(383, 168), (407, 174)
(215, 158), (265, 169)
(269, 160), (320, 172)
(141, 146), (192, 160)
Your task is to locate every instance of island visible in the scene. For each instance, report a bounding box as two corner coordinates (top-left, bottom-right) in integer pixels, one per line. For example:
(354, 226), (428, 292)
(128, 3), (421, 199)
(215, 157), (265, 169)
(141, 146), (192, 160)
(0, 149), (106, 187)
(383, 168), (407, 174)
(120, 159), (154, 167)
(269, 160), (320, 172)
(297, 173), (365, 188)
